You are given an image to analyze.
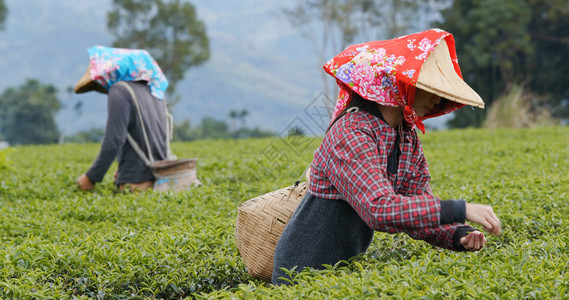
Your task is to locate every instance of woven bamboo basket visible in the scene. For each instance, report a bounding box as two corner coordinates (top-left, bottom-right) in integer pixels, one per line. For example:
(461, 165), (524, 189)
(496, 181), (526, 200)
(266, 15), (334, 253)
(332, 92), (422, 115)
(235, 181), (308, 282)
(150, 158), (201, 192)
(151, 158), (197, 176)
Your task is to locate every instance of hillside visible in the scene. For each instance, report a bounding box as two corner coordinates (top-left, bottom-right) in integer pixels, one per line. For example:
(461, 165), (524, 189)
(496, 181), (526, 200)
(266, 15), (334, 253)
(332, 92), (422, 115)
(0, 0), (326, 136)
(0, 126), (567, 298)
(0, 0), (448, 138)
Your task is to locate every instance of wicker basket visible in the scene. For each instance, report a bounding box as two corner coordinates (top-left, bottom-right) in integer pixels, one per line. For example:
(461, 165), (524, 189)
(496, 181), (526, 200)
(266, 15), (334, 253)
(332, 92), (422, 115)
(150, 158), (201, 192)
(235, 181), (308, 282)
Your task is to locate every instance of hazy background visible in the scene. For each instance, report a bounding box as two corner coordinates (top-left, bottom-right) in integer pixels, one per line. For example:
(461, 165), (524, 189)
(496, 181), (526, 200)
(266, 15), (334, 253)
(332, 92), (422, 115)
(0, 0), (447, 138)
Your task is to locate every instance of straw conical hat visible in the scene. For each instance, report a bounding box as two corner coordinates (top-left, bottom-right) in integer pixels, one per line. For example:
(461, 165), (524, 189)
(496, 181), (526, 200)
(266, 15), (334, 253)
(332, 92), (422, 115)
(416, 39), (484, 108)
(73, 65), (107, 94)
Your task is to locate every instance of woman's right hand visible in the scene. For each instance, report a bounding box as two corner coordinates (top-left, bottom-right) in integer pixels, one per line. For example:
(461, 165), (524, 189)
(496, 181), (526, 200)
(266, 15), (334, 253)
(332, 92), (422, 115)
(465, 203), (501, 235)
(460, 231), (487, 251)
(77, 174), (96, 191)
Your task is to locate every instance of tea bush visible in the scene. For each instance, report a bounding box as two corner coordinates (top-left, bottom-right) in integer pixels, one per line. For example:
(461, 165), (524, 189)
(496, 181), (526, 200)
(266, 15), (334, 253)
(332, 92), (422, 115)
(0, 148), (12, 170)
(0, 127), (567, 299)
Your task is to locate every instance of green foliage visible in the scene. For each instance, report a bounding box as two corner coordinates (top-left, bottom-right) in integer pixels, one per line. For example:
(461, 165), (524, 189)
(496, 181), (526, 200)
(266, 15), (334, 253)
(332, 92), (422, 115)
(65, 127), (105, 144)
(0, 0), (6, 30)
(228, 109), (249, 130)
(439, 0), (569, 127)
(173, 117), (275, 141)
(0, 148), (13, 170)
(173, 117), (229, 141)
(287, 126), (306, 137)
(173, 118), (195, 141)
(199, 117), (230, 140)
(231, 127), (275, 140)
(1, 127), (568, 298)
(527, 0), (569, 119)
(0, 79), (61, 145)
(107, 0), (210, 96)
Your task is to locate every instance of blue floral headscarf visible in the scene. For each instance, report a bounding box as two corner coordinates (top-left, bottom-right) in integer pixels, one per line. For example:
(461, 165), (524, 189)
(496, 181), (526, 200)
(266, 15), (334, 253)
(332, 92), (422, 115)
(87, 46), (169, 100)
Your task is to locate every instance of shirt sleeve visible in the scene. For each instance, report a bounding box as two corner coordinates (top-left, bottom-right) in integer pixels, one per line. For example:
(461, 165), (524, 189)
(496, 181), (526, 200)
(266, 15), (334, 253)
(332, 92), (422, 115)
(323, 118), (442, 234)
(85, 85), (131, 182)
(397, 139), (471, 250)
(405, 223), (477, 251)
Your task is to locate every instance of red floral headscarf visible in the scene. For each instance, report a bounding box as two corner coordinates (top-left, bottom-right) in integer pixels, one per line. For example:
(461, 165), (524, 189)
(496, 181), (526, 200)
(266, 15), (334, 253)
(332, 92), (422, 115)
(323, 28), (465, 133)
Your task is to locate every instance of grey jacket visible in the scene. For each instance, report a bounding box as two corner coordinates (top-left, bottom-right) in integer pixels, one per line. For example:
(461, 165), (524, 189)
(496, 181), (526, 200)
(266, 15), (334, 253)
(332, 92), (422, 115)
(86, 81), (168, 185)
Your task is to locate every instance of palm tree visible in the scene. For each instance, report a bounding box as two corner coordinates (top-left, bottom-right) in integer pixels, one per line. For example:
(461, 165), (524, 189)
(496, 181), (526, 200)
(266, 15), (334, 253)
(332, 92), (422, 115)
(228, 109), (238, 131)
(238, 109), (249, 128)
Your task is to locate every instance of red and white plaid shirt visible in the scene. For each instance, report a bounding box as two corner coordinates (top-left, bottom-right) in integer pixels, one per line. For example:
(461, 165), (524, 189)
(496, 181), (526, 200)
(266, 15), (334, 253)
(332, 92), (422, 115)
(310, 109), (467, 250)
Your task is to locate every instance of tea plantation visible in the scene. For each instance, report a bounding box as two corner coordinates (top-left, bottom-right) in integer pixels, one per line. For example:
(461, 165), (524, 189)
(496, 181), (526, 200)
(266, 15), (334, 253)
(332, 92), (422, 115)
(0, 126), (567, 299)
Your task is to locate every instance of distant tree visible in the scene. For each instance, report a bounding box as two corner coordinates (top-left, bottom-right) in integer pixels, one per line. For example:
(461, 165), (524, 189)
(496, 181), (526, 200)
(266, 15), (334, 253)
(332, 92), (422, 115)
(238, 109), (248, 128)
(173, 117), (230, 140)
(231, 127), (275, 139)
(173, 118), (195, 141)
(0, 80), (61, 145)
(439, 0), (569, 127)
(228, 109), (238, 130)
(228, 109), (249, 130)
(284, 0), (361, 104)
(0, 0), (7, 30)
(284, 0), (449, 108)
(200, 117), (230, 139)
(287, 126), (306, 137)
(173, 116), (275, 141)
(527, 0), (569, 119)
(107, 0), (210, 100)
(65, 128), (105, 143)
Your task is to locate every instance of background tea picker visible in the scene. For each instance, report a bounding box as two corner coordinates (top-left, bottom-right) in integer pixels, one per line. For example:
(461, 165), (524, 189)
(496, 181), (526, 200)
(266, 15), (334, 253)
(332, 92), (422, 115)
(272, 29), (501, 285)
(74, 46), (170, 192)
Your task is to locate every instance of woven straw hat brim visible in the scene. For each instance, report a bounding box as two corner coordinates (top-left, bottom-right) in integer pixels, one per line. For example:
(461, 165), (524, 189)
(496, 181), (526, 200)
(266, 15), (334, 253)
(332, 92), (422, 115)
(73, 67), (93, 93)
(73, 66), (107, 94)
(416, 39), (484, 108)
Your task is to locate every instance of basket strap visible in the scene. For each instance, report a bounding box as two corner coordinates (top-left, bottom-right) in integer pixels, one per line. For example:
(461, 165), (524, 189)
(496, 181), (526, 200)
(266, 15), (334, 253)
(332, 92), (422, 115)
(294, 164), (311, 187)
(126, 133), (152, 167)
(116, 81), (155, 164)
(165, 101), (177, 160)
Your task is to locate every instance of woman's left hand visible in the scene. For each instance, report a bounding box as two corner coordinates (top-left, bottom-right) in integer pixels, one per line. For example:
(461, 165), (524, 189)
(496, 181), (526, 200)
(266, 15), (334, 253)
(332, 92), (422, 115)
(460, 231), (487, 251)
